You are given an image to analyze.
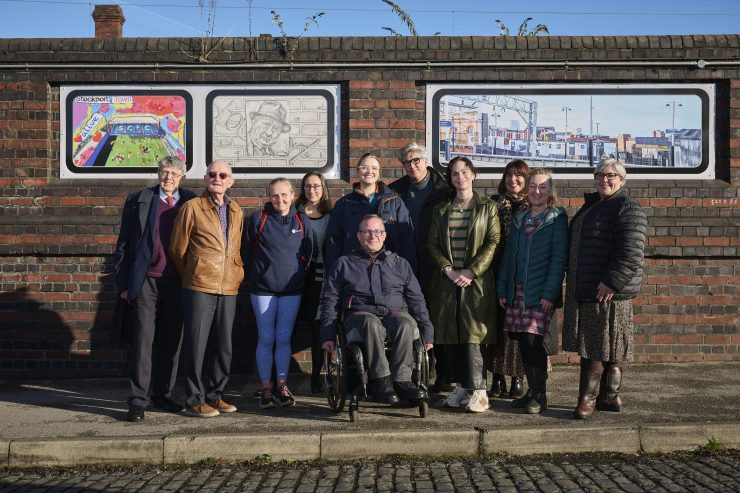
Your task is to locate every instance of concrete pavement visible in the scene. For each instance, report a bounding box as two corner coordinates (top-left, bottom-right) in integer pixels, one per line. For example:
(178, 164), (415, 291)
(0, 362), (738, 468)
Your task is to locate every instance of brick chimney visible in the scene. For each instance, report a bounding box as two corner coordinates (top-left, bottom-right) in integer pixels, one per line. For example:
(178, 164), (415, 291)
(92, 4), (125, 39)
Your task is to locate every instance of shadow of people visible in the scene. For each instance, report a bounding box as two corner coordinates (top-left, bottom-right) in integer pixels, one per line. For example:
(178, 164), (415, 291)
(0, 287), (74, 378)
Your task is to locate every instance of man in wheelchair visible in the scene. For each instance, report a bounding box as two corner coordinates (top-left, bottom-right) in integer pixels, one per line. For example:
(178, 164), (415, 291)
(320, 214), (435, 404)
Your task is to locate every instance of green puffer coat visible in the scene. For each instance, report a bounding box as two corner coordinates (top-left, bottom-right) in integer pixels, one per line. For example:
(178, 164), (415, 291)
(426, 193), (501, 345)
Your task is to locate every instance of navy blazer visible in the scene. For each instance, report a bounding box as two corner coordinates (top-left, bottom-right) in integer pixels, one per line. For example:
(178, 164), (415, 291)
(113, 185), (197, 301)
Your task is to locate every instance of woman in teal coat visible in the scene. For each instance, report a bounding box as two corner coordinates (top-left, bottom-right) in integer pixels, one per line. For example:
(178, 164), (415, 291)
(497, 169), (568, 414)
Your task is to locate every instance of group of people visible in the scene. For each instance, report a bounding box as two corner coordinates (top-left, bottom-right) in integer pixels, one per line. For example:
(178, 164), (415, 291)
(114, 142), (647, 422)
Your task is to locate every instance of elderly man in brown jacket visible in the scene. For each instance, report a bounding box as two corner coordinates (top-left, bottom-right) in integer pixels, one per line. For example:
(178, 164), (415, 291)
(170, 160), (244, 418)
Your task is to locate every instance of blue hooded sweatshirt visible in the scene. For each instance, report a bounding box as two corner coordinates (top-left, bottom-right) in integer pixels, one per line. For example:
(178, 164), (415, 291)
(243, 202), (314, 296)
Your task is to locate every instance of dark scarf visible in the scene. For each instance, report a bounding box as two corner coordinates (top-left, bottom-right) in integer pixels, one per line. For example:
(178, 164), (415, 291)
(496, 191), (528, 237)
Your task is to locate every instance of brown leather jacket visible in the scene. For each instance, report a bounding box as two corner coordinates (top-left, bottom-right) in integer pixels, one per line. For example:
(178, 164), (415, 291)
(169, 194), (244, 295)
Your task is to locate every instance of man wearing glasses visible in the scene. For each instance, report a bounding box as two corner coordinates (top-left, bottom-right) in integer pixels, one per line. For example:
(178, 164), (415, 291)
(320, 214), (434, 404)
(170, 160), (245, 418)
(389, 143), (452, 392)
(114, 157), (196, 422)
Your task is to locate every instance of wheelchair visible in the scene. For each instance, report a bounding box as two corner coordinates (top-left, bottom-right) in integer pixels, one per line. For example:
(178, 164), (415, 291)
(323, 324), (430, 422)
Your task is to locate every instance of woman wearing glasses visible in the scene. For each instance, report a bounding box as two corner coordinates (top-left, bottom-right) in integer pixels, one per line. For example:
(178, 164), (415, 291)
(324, 153), (415, 272)
(294, 172), (332, 393)
(427, 157), (500, 413)
(563, 159), (647, 419)
(244, 178), (314, 409)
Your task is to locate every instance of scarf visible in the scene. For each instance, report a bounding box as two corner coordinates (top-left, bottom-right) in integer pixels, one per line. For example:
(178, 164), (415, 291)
(496, 191), (528, 238)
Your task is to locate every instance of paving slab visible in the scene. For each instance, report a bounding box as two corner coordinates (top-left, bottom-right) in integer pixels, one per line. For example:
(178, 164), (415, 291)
(321, 430), (479, 459)
(640, 423), (740, 453)
(9, 437), (163, 468)
(163, 433), (321, 464)
(483, 425), (641, 455)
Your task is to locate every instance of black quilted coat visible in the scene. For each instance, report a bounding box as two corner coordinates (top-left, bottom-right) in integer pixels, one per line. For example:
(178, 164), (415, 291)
(571, 188), (647, 301)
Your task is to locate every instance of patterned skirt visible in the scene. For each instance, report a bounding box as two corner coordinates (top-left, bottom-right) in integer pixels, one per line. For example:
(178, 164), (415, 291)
(503, 285), (555, 336)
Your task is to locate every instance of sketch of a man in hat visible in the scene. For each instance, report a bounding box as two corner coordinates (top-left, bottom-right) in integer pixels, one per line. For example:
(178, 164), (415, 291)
(247, 100), (293, 157)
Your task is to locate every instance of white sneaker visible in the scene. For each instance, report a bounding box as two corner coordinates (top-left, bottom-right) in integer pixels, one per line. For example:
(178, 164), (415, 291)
(444, 386), (467, 408)
(465, 389), (489, 413)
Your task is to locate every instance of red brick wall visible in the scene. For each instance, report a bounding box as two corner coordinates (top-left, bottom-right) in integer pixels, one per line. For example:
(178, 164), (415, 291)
(0, 35), (738, 378)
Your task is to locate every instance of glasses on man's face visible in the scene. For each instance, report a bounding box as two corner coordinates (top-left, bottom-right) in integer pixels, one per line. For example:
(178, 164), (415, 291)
(304, 184), (322, 190)
(401, 157), (423, 168)
(208, 171), (231, 180)
(359, 229), (386, 237)
(159, 170), (183, 178)
(594, 172), (619, 181)
(358, 165), (380, 173)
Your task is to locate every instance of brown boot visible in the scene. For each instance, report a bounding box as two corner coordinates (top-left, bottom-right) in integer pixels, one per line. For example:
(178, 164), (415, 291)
(573, 358), (603, 419)
(596, 363), (623, 412)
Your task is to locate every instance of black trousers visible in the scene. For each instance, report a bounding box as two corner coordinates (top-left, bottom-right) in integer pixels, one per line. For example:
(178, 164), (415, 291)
(181, 289), (236, 407)
(128, 277), (184, 407)
(517, 332), (547, 370)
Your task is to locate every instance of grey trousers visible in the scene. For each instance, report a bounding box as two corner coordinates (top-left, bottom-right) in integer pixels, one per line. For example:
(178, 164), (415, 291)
(181, 289), (236, 407)
(344, 311), (417, 382)
(128, 277), (184, 407)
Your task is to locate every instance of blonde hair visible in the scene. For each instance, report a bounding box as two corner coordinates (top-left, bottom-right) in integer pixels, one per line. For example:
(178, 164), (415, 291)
(526, 168), (557, 207)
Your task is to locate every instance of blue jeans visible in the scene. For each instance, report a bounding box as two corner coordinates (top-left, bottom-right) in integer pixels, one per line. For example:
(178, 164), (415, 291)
(251, 294), (301, 382)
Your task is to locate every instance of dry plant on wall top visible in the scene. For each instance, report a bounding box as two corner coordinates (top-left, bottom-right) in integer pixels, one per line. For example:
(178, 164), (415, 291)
(495, 17), (549, 36)
(180, 0), (231, 62)
(271, 10), (325, 60)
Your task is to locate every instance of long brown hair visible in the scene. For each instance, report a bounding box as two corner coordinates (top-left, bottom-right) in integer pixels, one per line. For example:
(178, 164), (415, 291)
(295, 171), (332, 215)
(497, 159), (531, 196)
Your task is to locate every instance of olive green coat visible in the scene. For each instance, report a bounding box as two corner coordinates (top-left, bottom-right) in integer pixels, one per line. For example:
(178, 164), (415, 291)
(426, 193), (501, 345)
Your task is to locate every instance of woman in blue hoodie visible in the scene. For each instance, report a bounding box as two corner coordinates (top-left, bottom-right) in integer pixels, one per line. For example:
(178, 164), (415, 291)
(244, 178), (313, 409)
(497, 169), (568, 415)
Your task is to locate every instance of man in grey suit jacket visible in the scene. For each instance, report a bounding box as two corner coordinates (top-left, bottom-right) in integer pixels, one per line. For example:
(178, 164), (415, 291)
(114, 156), (196, 422)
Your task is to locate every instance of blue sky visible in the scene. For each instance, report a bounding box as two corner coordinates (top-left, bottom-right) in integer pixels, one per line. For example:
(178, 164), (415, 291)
(1, 0), (739, 38)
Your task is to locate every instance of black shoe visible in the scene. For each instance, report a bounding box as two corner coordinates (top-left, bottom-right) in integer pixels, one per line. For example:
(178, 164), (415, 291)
(490, 374), (507, 397)
(369, 376), (400, 404)
(394, 381), (427, 401)
(430, 381), (453, 393)
(126, 405), (145, 422)
(509, 376), (525, 398)
(151, 396), (184, 413)
(260, 387), (277, 409)
(311, 375), (324, 394)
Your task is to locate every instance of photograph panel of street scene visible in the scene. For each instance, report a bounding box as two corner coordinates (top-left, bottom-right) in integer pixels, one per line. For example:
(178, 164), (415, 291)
(431, 85), (709, 174)
(69, 94), (188, 169)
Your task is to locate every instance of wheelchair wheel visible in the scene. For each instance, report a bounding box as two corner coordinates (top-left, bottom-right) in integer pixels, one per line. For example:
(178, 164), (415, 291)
(324, 333), (347, 413)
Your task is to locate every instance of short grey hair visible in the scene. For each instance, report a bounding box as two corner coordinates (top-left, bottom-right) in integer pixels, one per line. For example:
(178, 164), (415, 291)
(206, 160), (233, 173)
(595, 158), (627, 182)
(358, 213), (384, 232)
(398, 142), (427, 161)
(158, 156), (186, 176)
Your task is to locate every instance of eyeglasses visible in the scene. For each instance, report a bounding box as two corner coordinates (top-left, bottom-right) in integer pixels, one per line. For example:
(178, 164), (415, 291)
(401, 157), (423, 168)
(208, 171), (231, 180)
(359, 229), (386, 237)
(304, 184), (322, 190)
(594, 172), (620, 181)
(358, 165), (380, 173)
(159, 170), (183, 178)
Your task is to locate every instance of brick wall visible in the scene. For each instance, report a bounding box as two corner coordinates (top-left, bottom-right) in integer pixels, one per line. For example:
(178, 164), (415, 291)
(0, 34), (738, 378)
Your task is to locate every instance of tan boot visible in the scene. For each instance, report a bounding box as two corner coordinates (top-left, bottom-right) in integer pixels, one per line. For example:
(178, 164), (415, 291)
(574, 358), (603, 419)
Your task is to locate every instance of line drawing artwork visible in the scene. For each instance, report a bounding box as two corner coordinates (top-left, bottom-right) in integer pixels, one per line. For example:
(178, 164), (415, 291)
(212, 96), (329, 168)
